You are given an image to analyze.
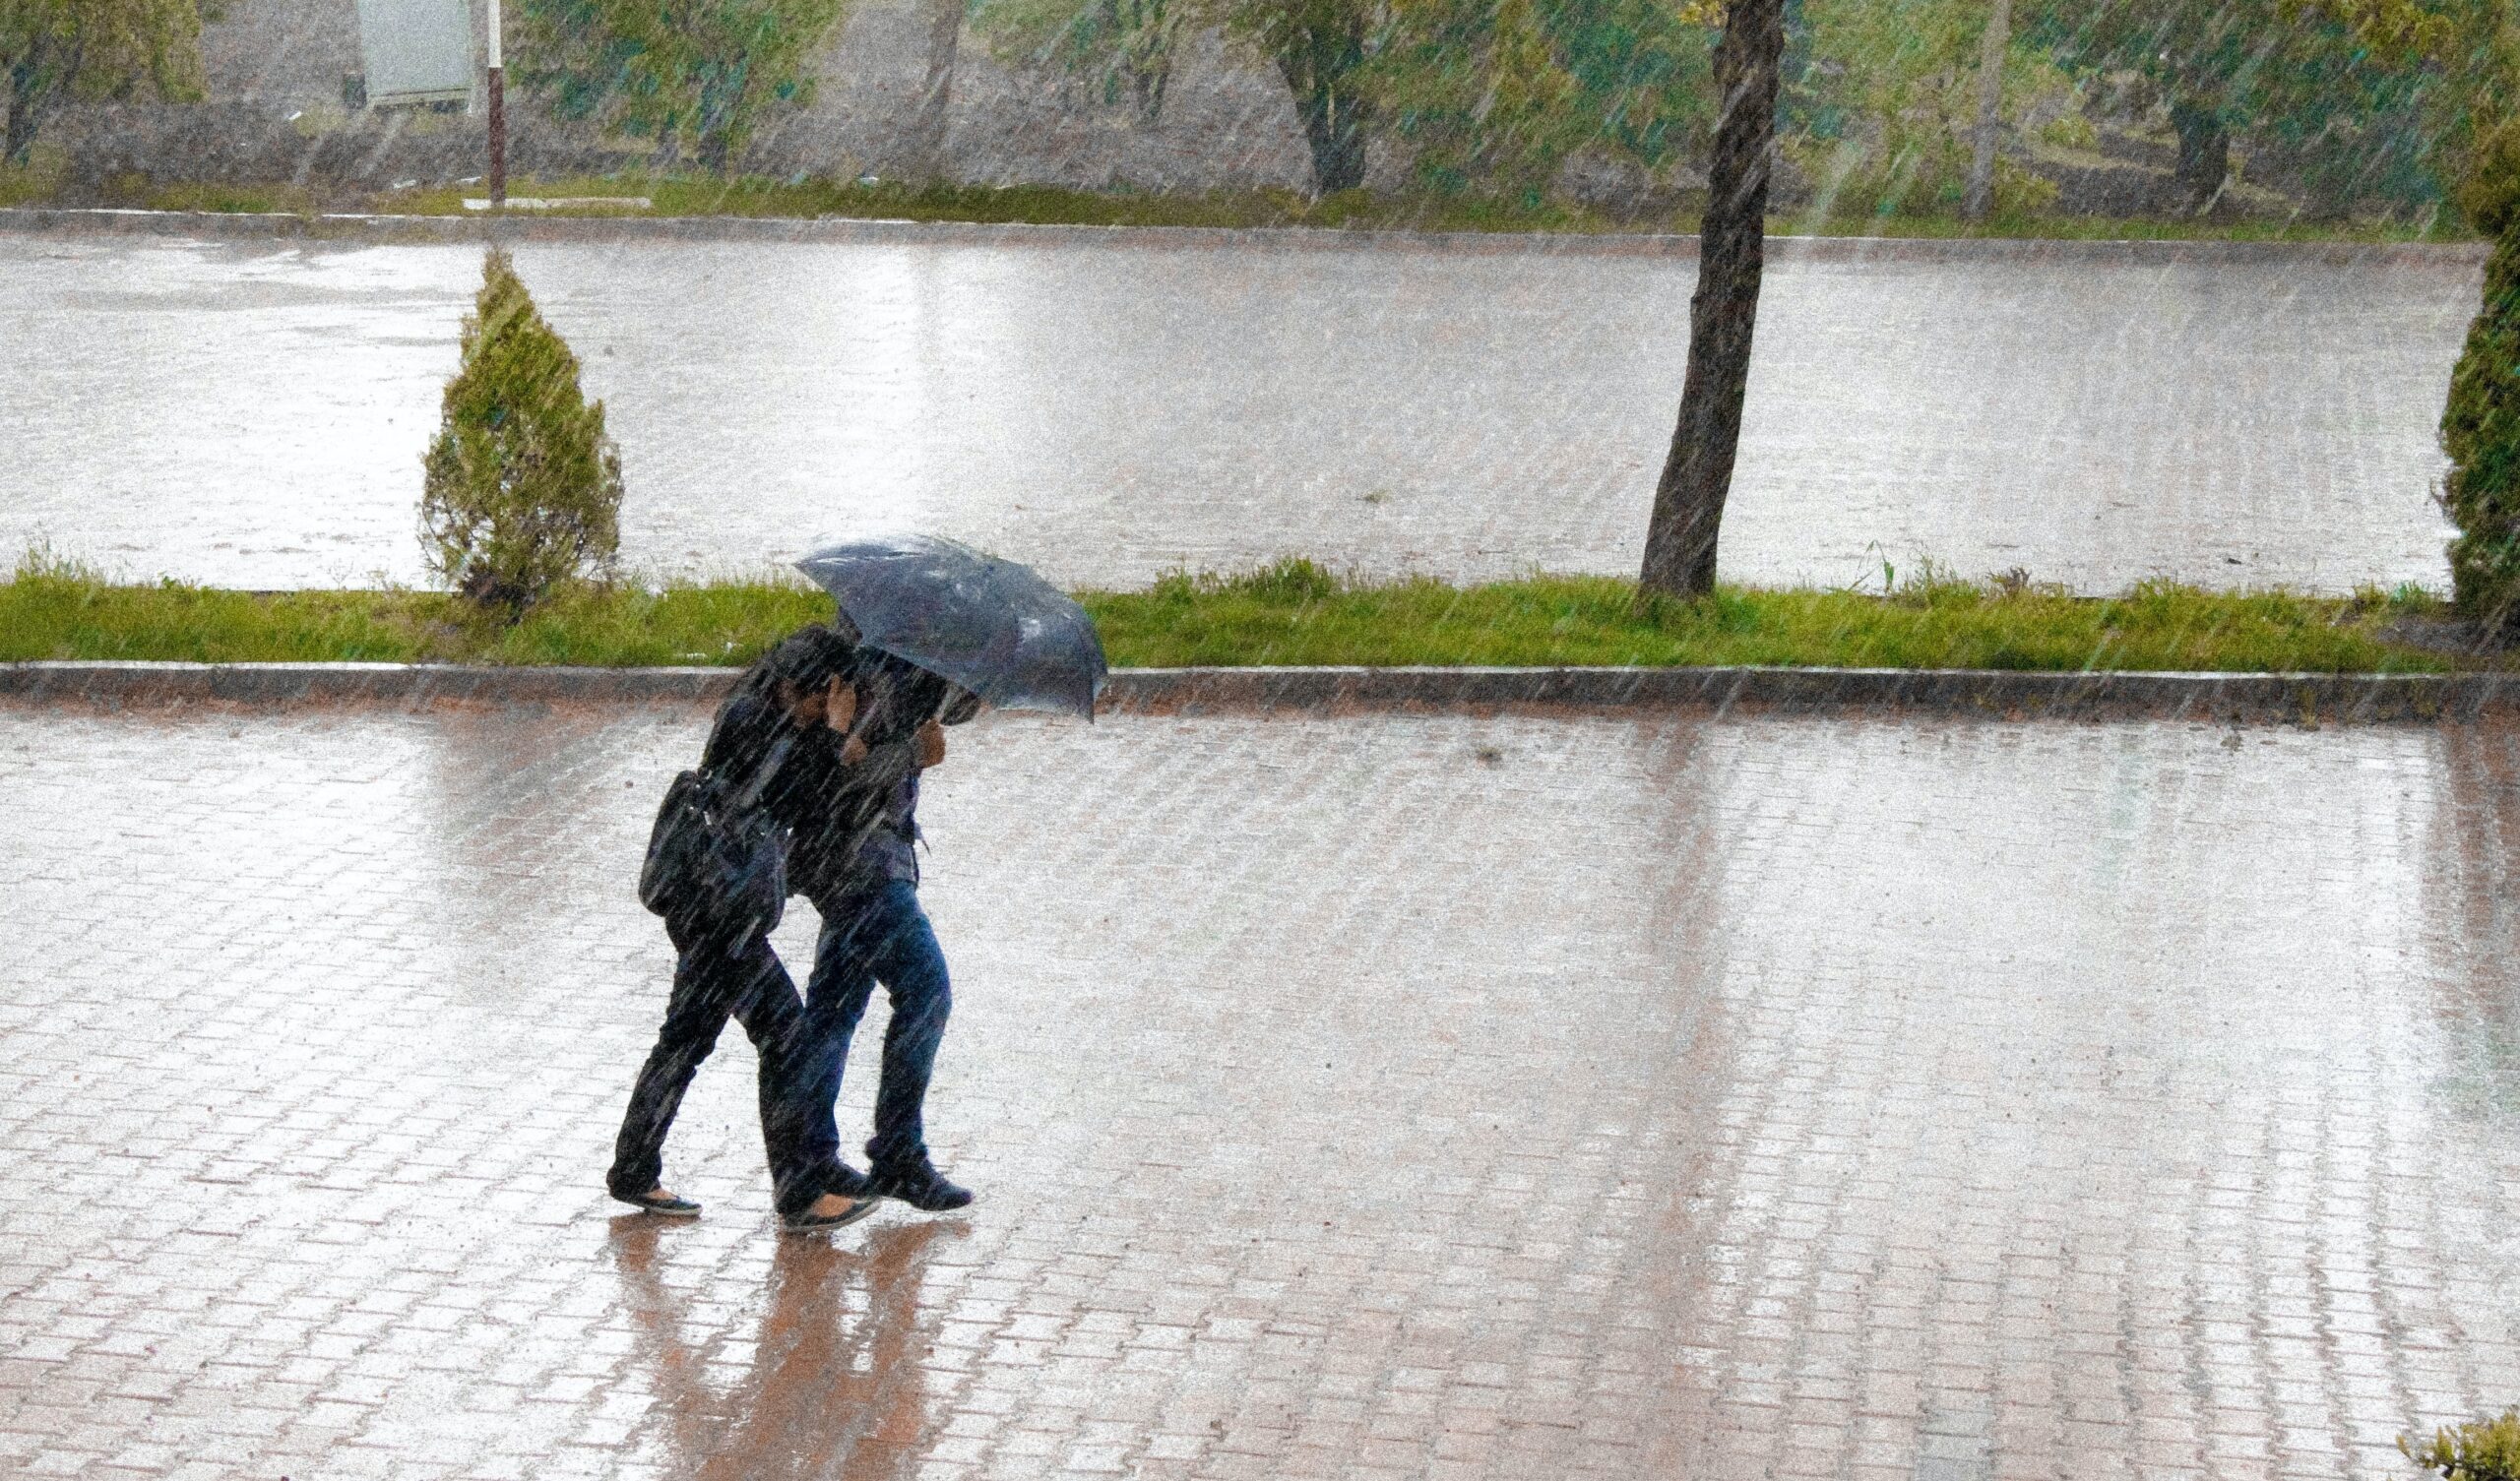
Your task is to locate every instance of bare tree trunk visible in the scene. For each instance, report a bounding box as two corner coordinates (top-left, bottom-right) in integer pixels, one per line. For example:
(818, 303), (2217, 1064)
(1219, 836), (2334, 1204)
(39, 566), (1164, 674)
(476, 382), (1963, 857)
(908, 0), (962, 182)
(3, 82), (36, 166)
(2170, 94), (2230, 212)
(6, 36), (68, 166)
(1637, 0), (1785, 602)
(1963, 0), (2010, 221)
(1267, 13), (1374, 195)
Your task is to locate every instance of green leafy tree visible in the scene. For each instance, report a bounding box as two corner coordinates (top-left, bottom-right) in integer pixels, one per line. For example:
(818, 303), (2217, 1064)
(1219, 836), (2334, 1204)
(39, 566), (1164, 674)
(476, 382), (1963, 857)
(2288, 1), (2511, 216)
(2021, 0), (2475, 213)
(973, 0), (1412, 193)
(2243, 0), (2494, 216)
(515, 0), (848, 171)
(1232, 0), (1392, 192)
(1787, 0), (2062, 218)
(421, 250), (625, 614)
(1376, 0), (1715, 201)
(977, 0), (1184, 121)
(988, 0), (1393, 192)
(979, 0), (1711, 199)
(2021, 0), (2295, 207)
(2, 0), (208, 164)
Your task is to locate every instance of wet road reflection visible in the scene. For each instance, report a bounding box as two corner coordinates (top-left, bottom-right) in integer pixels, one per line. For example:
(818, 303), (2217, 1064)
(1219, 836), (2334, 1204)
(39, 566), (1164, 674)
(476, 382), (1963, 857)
(0, 231), (2477, 593)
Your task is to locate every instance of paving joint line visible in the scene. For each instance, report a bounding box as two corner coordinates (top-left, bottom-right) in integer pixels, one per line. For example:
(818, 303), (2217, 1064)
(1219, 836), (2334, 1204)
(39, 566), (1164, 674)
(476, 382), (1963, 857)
(3, 660), (2511, 723)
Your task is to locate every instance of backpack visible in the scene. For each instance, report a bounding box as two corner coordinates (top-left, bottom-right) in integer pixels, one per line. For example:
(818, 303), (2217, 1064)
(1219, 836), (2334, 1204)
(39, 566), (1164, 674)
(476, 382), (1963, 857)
(638, 734), (795, 938)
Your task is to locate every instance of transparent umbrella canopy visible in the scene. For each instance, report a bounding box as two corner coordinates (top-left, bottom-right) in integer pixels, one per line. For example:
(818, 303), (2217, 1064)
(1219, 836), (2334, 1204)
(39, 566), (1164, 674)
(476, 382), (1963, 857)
(795, 534), (1109, 720)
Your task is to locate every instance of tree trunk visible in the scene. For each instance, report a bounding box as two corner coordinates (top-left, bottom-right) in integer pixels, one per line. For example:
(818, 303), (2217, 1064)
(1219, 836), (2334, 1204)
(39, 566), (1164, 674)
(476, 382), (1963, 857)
(1962, 0), (2010, 221)
(4, 81), (35, 166)
(1119, 0), (1172, 123)
(2169, 95), (2229, 212)
(1637, 0), (1785, 602)
(1292, 86), (1367, 193)
(1272, 22), (1371, 195)
(908, 0), (962, 182)
(6, 41), (59, 167)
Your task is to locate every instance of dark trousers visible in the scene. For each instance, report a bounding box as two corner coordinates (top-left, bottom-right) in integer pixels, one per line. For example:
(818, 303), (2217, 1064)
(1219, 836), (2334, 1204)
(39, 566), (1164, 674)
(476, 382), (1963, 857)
(801, 881), (954, 1175)
(608, 915), (832, 1218)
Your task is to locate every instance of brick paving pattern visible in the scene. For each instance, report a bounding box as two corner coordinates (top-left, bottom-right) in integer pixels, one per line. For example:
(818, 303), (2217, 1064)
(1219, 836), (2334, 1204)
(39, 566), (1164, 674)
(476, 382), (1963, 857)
(4, 703), (2520, 1478)
(0, 231), (2477, 595)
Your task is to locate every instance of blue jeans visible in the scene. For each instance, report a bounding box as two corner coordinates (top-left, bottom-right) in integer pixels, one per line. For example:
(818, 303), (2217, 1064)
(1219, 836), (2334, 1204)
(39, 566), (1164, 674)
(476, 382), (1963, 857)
(801, 881), (953, 1176)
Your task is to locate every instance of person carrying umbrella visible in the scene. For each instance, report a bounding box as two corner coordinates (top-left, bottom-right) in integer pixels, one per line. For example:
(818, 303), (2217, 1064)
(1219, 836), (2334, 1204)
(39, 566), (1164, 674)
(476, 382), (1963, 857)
(789, 646), (979, 1211)
(609, 626), (894, 1232)
(610, 535), (1102, 1234)
(786, 536), (1106, 1216)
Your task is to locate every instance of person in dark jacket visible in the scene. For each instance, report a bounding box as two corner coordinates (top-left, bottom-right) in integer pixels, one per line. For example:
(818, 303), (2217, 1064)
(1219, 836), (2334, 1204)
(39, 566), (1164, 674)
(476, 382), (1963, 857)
(607, 626), (899, 1233)
(790, 648), (980, 1213)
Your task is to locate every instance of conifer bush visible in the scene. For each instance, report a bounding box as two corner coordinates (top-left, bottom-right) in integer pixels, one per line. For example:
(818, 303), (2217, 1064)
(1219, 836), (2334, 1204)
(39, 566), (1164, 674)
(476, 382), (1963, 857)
(420, 248), (624, 614)
(2404, 1407), (2520, 1481)
(2441, 118), (2520, 639)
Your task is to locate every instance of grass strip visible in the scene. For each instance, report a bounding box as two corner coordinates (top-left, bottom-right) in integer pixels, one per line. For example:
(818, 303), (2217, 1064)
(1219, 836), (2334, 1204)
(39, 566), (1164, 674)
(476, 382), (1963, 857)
(0, 159), (2466, 243)
(0, 557), (2471, 674)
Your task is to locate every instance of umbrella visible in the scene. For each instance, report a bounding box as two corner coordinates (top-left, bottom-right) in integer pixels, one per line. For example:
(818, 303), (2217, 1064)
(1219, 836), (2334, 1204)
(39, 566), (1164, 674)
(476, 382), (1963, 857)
(794, 534), (1107, 720)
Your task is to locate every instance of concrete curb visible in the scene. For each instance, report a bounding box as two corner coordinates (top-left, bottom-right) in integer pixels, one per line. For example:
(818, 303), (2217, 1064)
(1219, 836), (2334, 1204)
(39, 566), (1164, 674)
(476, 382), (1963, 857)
(6, 661), (2516, 724)
(0, 207), (2488, 267)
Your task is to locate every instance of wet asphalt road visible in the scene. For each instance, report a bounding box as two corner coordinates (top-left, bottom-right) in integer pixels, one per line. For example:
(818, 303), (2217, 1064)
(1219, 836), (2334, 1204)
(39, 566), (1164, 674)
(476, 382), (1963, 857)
(0, 228), (2478, 593)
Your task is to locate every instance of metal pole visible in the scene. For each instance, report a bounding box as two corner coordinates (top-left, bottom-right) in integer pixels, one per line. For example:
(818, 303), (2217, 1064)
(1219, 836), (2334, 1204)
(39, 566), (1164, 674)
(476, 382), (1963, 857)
(485, 0), (507, 208)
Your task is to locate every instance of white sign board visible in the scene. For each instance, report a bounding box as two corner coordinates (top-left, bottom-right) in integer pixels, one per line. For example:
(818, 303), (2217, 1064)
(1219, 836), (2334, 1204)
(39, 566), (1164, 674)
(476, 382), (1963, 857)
(354, 0), (475, 107)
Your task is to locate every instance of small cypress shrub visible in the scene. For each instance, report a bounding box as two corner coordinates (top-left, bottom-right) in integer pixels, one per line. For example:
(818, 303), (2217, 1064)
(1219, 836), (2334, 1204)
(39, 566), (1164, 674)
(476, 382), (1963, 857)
(2441, 118), (2520, 637)
(420, 248), (624, 614)
(2404, 1408), (2520, 1481)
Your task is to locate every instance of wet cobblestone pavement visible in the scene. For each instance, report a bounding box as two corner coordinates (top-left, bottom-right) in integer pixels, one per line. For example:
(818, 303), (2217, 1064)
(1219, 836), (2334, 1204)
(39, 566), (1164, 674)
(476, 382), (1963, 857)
(0, 231), (2476, 594)
(6, 703), (2520, 1478)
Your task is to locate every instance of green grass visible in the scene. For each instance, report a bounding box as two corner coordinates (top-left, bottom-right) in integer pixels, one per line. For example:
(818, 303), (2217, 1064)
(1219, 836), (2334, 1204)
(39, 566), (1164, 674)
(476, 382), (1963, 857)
(370, 175), (1650, 232)
(0, 162), (2465, 240)
(128, 180), (329, 216)
(0, 555), (2473, 674)
(1085, 561), (2458, 671)
(91, 170), (2456, 242)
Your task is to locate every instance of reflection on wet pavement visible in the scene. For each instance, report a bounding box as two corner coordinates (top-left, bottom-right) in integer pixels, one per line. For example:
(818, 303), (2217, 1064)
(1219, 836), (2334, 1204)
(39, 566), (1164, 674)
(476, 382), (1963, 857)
(0, 232), (2476, 593)
(610, 1216), (957, 1480)
(3, 703), (2519, 1477)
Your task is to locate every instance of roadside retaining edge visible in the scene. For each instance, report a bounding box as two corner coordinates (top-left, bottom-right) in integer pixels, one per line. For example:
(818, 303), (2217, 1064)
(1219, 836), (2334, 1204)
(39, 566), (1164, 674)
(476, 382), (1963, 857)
(0, 207), (2487, 267)
(5, 661), (2514, 723)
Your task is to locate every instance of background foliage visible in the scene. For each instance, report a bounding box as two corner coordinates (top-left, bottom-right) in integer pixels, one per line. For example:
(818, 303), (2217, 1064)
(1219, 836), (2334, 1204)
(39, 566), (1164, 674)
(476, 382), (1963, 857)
(1, 0), (209, 162)
(12, 0), (2513, 218)
(515, 0), (849, 168)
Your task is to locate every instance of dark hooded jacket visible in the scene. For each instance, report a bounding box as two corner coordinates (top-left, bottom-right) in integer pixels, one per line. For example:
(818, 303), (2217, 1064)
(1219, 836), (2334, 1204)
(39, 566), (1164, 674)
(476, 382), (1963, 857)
(702, 628), (971, 902)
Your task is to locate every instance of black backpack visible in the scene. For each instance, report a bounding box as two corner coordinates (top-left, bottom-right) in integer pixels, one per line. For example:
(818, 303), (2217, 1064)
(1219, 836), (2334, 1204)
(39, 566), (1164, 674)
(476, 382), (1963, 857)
(638, 734), (795, 938)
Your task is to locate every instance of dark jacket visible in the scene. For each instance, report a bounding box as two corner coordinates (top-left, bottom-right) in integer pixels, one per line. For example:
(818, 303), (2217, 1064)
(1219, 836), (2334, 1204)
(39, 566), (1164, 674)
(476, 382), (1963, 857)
(701, 650), (967, 903)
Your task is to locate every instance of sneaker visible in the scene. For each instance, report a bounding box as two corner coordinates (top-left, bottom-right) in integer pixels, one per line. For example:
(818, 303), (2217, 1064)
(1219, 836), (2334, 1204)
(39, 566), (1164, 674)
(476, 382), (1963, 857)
(867, 1158), (975, 1212)
(827, 1161), (872, 1199)
(613, 1188), (702, 1217)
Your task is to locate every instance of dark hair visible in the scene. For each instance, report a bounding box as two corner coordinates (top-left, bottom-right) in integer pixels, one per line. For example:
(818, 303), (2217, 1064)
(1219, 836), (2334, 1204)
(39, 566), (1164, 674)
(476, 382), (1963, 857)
(757, 624), (856, 693)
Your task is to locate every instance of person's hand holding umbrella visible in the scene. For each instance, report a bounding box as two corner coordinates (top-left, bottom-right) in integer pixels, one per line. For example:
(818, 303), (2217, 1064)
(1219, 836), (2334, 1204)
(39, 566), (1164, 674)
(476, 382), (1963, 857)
(764, 533), (1100, 1219)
